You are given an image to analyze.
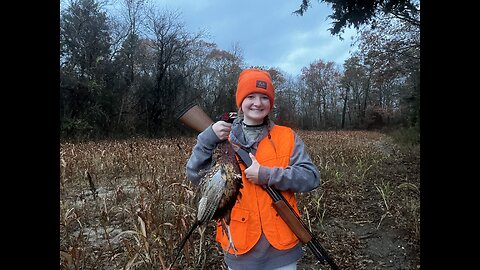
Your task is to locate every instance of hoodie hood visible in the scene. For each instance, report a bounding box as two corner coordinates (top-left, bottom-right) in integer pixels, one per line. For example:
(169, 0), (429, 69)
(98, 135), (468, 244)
(230, 116), (275, 150)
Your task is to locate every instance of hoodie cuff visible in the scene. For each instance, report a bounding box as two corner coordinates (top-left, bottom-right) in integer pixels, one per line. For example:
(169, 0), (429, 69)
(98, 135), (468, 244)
(258, 166), (271, 186)
(197, 124), (223, 149)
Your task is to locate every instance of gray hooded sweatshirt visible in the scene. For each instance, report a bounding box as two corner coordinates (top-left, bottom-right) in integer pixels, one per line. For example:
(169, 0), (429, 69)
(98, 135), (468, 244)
(186, 117), (320, 270)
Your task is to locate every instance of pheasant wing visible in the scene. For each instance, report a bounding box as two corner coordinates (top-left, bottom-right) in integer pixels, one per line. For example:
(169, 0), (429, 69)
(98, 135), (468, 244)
(197, 165), (226, 224)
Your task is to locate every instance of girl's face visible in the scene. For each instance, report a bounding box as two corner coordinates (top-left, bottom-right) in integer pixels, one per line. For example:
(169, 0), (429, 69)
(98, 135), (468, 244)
(241, 93), (271, 125)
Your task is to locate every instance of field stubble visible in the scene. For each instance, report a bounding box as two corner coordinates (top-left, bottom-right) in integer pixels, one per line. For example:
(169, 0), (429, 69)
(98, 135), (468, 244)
(60, 130), (420, 270)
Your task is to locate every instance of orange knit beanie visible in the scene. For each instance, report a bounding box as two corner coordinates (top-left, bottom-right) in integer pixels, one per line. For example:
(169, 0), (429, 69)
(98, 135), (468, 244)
(235, 68), (275, 110)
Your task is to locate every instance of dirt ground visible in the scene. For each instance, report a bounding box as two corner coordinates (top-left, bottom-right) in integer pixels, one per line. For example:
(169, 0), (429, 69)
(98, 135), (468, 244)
(297, 135), (420, 270)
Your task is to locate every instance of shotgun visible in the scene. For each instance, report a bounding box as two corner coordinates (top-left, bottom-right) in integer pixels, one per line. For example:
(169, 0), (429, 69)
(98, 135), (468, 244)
(234, 146), (339, 270)
(175, 103), (340, 269)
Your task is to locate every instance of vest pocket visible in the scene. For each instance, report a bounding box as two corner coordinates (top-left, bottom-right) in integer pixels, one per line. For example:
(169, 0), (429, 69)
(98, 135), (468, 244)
(216, 207), (250, 252)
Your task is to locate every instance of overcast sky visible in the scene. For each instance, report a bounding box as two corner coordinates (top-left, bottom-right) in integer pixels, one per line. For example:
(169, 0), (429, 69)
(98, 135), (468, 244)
(108, 0), (358, 77)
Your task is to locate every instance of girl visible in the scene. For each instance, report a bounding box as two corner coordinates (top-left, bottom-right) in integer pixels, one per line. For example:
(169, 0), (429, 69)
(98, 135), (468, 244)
(186, 68), (320, 270)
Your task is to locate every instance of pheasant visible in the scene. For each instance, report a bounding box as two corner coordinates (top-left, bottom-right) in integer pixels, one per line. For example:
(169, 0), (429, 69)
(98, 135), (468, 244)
(169, 112), (243, 269)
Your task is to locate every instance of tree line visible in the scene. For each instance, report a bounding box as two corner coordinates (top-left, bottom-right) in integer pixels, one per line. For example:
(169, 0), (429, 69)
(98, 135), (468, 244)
(60, 0), (420, 141)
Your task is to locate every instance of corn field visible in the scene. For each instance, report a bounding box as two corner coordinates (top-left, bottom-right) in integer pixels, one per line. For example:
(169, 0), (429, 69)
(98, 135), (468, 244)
(60, 130), (420, 270)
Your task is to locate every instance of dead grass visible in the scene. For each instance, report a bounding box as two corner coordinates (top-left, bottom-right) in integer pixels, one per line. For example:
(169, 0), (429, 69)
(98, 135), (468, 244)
(60, 131), (420, 270)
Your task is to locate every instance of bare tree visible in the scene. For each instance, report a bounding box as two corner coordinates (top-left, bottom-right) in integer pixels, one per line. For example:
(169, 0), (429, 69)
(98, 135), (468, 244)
(300, 60), (342, 129)
(60, 0), (113, 138)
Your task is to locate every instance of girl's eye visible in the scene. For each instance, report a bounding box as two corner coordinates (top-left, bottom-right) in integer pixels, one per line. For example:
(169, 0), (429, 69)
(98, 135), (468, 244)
(246, 94), (268, 100)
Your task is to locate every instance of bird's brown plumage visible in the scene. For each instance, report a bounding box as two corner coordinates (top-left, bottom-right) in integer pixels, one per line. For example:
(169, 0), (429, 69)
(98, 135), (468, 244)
(169, 138), (243, 269)
(208, 140), (243, 221)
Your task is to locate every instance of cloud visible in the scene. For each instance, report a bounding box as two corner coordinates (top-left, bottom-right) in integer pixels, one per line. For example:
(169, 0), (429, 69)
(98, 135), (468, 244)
(259, 23), (357, 75)
(151, 0), (357, 76)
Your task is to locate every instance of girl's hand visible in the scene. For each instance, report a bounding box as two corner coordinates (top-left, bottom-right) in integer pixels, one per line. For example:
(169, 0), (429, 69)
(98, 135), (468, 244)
(212, 121), (232, 141)
(245, 153), (261, 184)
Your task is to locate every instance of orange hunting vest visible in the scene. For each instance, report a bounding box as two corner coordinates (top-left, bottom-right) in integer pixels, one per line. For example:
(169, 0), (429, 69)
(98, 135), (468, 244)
(216, 125), (301, 254)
